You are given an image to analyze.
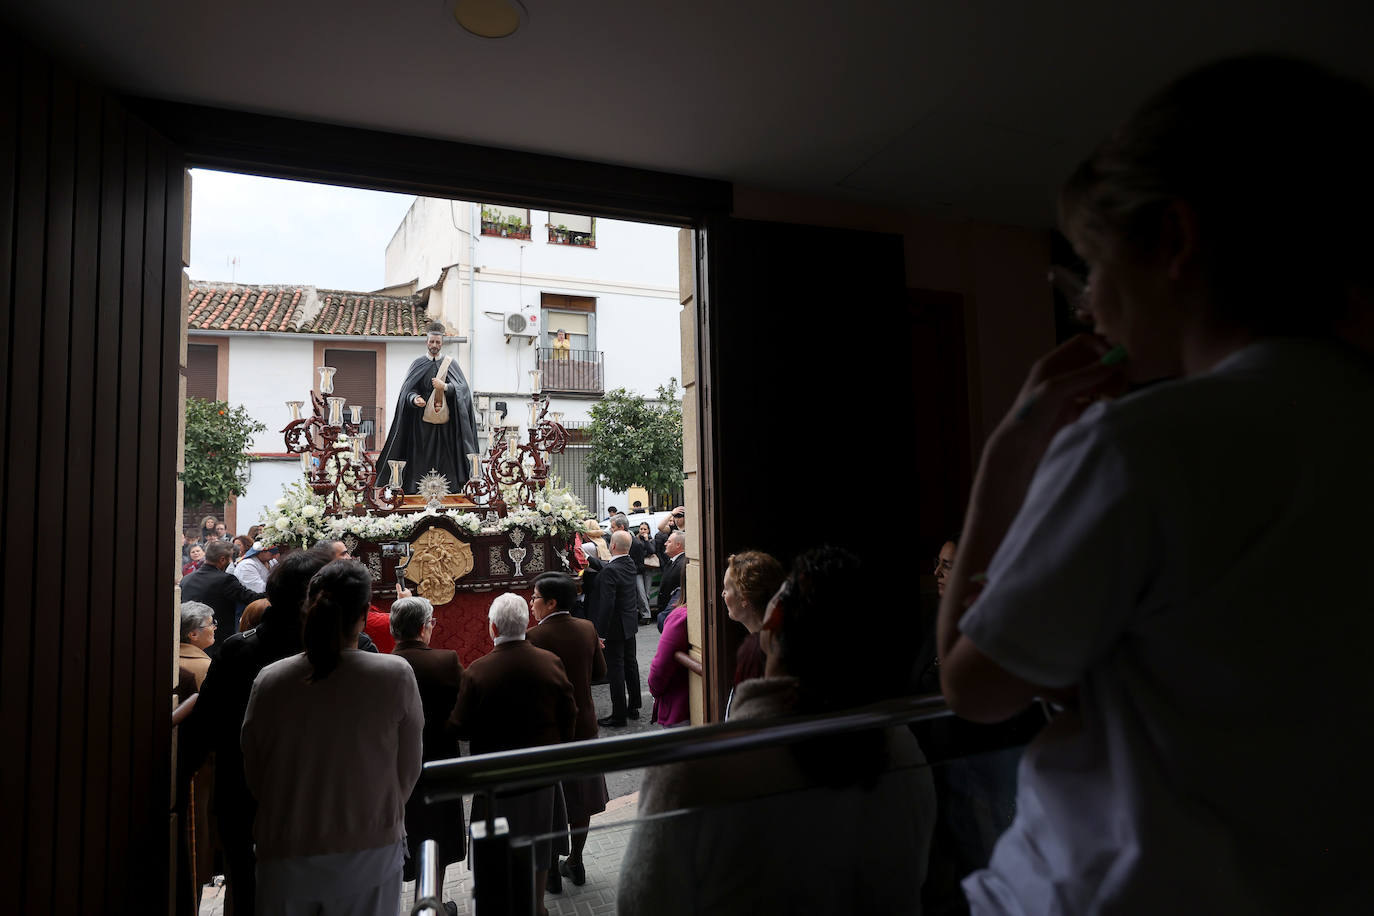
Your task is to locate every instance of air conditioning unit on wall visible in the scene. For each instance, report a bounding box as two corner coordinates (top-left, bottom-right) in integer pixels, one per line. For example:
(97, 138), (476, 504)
(504, 308), (539, 341)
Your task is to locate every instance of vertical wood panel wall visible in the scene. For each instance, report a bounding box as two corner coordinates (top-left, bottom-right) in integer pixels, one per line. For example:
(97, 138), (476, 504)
(1, 36), (184, 913)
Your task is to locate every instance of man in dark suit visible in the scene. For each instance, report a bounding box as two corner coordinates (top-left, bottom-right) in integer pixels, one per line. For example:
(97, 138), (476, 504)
(609, 513), (652, 623)
(526, 572), (609, 891)
(179, 539), (265, 634)
(655, 530), (687, 630)
(449, 593), (576, 911)
(390, 596), (466, 895)
(588, 530), (643, 727)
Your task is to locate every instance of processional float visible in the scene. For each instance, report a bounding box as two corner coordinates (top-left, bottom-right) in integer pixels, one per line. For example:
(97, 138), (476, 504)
(275, 366), (580, 664)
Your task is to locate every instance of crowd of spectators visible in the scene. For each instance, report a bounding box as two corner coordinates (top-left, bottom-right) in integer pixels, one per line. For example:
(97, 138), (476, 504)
(174, 506), (924, 916)
(169, 54), (1374, 916)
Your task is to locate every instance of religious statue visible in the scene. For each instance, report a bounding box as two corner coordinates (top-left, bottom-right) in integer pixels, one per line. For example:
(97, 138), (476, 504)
(375, 321), (479, 494)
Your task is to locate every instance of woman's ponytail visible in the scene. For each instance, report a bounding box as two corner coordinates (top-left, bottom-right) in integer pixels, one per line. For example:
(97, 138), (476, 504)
(302, 560), (372, 681)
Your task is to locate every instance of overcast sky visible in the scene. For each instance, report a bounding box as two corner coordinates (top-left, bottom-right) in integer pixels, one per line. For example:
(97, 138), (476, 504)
(188, 169), (417, 291)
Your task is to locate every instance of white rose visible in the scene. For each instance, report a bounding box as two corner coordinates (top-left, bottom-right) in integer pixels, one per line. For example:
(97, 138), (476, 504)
(561, 508), (573, 519)
(301, 505), (319, 518)
(275, 497), (289, 508)
(538, 502), (553, 514)
(274, 516), (290, 530)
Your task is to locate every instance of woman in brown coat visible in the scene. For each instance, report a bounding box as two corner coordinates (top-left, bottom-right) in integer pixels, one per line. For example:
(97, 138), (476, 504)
(526, 572), (609, 888)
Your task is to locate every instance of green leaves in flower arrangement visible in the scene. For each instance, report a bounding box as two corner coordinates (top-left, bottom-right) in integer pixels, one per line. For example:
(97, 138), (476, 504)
(180, 397), (266, 507)
(585, 380), (684, 495)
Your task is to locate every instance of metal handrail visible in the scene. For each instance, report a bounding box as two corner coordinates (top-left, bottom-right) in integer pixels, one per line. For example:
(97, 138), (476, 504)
(421, 693), (952, 804)
(409, 839), (442, 916)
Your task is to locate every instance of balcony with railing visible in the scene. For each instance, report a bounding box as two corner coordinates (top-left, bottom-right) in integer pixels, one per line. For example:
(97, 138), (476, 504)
(538, 347), (603, 394)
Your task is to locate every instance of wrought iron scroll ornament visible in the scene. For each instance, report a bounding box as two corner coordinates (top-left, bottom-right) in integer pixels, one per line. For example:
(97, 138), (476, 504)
(283, 368), (566, 520)
(281, 388), (403, 514)
(462, 391), (569, 516)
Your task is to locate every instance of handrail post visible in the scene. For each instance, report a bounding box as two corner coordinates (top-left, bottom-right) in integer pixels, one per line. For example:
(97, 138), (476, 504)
(471, 814), (511, 916)
(410, 838), (441, 916)
(509, 835), (535, 916)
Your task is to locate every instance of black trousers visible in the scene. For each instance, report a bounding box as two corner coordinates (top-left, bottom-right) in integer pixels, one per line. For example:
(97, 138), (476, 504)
(217, 808), (256, 916)
(604, 629), (641, 720)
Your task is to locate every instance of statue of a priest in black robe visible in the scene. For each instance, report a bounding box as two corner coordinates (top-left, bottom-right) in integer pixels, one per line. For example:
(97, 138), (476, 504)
(376, 322), (479, 494)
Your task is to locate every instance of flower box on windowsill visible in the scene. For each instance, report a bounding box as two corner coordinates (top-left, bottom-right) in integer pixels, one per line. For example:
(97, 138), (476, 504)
(547, 228), (597, 248)
(481, 221), (532, 240)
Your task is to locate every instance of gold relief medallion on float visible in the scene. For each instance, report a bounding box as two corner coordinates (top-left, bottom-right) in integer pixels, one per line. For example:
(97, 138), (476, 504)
(403, 527), (474, 605)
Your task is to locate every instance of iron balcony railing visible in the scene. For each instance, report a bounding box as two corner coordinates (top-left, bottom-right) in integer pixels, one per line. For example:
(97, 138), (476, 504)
(537, 347), (603, 394)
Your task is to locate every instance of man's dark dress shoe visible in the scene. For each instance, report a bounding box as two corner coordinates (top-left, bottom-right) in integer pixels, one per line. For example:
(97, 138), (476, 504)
(598, 715), (627, 728)
(627, 707), (640, 719)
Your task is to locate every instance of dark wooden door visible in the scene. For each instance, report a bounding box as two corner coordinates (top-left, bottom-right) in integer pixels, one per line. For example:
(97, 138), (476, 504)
(1, 37), (185, 913)
(697, 217), (912, 713)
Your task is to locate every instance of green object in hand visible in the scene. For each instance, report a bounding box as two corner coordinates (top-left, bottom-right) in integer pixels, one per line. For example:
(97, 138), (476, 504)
(1100, 345), (1128, 366)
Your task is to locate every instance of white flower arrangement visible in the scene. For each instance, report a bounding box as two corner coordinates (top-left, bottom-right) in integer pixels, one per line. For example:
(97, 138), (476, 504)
(254, 480), (590, 550)
(256, 481), (332, 548)
(509, 482), (596, 540)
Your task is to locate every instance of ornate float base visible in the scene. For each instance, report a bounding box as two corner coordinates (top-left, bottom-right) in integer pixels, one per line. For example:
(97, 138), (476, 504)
(388, 493), (479, 512)
(346, 514), (577, 666)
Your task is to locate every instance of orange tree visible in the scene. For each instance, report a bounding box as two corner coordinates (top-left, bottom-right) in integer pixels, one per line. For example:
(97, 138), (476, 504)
(585, 380), (683, 497)
(181, 397), (266, 506)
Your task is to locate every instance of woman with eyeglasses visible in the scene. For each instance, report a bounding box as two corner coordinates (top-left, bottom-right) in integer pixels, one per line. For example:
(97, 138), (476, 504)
(619, 546), (936, 914)
(178, 601), (217, 687)
(939, 58), (1374, 913)
(241, 560), (423, 915)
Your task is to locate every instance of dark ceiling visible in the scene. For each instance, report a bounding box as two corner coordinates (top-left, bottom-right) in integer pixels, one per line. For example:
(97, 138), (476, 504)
(6, 0), (1371, 226)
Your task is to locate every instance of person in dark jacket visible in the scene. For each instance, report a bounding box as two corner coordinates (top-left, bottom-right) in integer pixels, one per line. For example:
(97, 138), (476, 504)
(389, 596), (466, 895)
(449, 593), (576, 916)
(654, 531), (687, 629)
(526, 572), (609, 889)
(609, 513), (652, 623)
(179, 539), (265, 634)
(586, 531), (642, 727)
(180, 549), (328, 916)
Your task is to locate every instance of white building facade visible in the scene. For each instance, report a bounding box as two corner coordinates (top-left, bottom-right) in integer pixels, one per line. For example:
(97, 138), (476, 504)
(186, 199), (681, 533)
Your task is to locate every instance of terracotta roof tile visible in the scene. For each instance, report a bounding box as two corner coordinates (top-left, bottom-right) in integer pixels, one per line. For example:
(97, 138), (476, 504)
(187, 283), (431, 336)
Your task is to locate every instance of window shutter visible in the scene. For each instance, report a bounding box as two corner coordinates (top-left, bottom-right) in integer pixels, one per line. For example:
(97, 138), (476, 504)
(324, 348), (378, 446)
(186, 343), (218, 401)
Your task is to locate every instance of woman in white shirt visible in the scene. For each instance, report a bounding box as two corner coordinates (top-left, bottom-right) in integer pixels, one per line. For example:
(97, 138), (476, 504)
(938, 57), (1374, 914)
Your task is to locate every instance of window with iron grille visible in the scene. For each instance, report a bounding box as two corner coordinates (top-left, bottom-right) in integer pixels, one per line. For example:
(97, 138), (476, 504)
(549, 421), (598, 512)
